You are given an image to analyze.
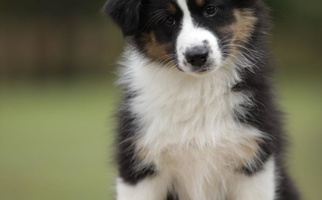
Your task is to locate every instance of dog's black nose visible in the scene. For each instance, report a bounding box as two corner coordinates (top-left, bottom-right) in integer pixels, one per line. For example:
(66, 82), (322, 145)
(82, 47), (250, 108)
(185, 47), (209, 67)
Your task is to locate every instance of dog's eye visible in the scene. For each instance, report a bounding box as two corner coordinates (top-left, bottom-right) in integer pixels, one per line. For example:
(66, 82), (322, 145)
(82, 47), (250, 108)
(204, 5), (218, 17)
(165, 16), (176, 26)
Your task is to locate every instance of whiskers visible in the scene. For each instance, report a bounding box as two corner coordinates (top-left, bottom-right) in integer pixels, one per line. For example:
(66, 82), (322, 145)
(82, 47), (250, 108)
(219, 36), (264, 71)
(155, 54), (178, 67)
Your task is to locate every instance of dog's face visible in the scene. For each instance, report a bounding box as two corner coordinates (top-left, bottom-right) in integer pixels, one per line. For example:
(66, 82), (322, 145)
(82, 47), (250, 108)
(105, 0), (259, 75)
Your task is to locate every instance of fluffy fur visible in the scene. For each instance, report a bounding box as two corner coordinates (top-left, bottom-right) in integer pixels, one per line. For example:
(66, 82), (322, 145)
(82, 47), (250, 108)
(104, 0), (300, 199)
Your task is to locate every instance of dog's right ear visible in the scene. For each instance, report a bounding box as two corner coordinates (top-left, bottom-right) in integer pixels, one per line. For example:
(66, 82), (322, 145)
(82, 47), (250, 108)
(103, 0), (142, 36)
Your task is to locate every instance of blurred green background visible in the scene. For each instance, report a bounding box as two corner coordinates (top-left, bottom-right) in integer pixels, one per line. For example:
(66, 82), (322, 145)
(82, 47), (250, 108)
(0, 0), (321, 199)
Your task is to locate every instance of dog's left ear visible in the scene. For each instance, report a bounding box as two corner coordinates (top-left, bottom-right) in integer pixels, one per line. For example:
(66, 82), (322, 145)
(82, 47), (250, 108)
(103, 0), (142, 36)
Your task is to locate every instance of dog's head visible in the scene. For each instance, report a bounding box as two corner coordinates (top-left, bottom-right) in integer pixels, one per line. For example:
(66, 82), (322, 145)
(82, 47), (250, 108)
(104, 0), (265, 76)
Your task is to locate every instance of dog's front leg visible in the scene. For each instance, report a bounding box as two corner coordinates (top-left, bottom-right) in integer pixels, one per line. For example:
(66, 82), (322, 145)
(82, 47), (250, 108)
(229, 157), (276, 200)
(116, 175), (169, 200)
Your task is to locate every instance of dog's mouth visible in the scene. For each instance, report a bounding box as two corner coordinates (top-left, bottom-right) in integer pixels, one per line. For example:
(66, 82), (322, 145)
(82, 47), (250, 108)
(175, 63), (216, 75)
(188, 61), (217, 74)
(195, 67), (213, 73)
(175, 66), (216, 76)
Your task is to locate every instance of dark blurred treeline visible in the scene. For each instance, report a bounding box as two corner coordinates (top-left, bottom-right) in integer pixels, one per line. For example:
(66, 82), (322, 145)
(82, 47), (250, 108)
(0, 0), (321, 80)
(0, 0), (102, 17)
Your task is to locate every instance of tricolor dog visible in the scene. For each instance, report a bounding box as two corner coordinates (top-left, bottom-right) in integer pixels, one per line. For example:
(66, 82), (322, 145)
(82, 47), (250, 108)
(103, 0), (300, 199)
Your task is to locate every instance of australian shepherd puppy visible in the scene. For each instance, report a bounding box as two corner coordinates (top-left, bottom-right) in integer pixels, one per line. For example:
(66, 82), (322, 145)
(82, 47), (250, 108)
(104, 0), (300, 199)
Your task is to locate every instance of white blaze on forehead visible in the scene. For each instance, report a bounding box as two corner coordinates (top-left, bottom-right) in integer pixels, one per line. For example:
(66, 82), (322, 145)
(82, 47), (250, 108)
(176, 0), (193, 27)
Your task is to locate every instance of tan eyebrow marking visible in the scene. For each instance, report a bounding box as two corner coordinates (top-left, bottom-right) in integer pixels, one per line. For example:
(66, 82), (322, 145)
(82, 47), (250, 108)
(142, 31), (172, 61)
(196, 0), (205, 6)
(167, 2), (177, 14)
(231, 9), (257, 42)
(218, 9), (258, 58)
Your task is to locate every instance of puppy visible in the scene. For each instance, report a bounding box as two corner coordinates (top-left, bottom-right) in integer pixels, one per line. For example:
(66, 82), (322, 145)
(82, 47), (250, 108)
(104, 0), (300, 199)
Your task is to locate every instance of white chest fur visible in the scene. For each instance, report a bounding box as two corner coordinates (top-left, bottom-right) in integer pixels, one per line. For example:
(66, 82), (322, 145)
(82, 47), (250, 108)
(118, 51), (266, 199)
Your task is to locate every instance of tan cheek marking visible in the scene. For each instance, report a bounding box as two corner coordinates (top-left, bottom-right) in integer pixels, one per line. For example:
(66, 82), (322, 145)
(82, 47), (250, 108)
(196, 0), (205, 6)
(231, 9), (257, 43)
(219, 9), (257, 57)
(142, 31), (172, 61)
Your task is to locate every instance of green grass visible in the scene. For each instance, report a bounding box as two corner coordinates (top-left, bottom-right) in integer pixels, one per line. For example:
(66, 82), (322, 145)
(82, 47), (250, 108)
(278, 78), (322, 200)
(0, 76), (321, 200)
(0, 78), (118, 200)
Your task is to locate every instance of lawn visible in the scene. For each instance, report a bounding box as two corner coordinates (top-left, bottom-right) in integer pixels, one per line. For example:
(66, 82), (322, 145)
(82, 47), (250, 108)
(0, 78), (117, 200)
(0, 75), (321, 200)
